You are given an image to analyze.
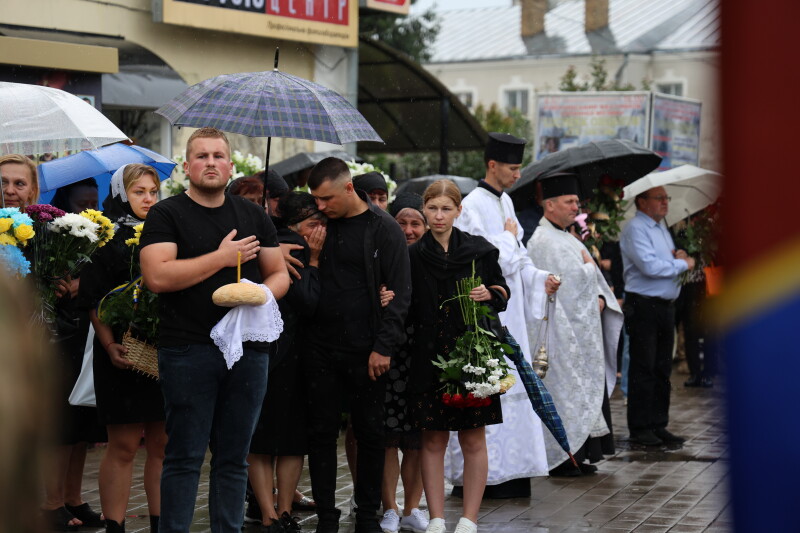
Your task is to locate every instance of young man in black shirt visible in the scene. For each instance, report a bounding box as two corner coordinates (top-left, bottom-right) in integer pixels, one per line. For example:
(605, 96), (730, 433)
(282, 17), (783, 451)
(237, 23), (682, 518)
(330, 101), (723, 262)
(140, 127), (290, 532)
(306, 158), (411, 533)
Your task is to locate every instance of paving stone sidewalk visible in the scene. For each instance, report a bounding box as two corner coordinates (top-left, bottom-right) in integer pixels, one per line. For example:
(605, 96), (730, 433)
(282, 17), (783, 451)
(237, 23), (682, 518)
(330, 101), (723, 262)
(79, 375), (729, 532)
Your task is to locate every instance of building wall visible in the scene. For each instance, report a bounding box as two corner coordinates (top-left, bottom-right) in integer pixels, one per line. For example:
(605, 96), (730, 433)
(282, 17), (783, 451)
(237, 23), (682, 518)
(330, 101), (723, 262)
(0, 0), (333, 159)
(425, 50), (720, 171)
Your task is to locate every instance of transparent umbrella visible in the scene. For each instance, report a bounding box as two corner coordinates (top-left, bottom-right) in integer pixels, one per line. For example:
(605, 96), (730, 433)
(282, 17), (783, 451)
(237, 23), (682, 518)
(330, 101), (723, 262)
(0, 82), (128, 156)
(622, 164), (722, 227)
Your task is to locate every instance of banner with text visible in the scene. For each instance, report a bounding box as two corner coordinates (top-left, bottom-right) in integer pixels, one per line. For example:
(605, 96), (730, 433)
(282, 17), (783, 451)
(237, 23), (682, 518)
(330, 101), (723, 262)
(362, 0), (410, 14)
(154, 0), (358, 47)
(650, 93), (702, 170)
(534, 92), (650, 161)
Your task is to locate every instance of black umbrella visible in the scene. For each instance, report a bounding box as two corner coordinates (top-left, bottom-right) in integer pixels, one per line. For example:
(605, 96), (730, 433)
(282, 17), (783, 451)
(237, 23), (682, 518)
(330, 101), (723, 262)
(272, 150), (363, 189)
(508, 139), (661, 209)
(395, 175), (478, 197)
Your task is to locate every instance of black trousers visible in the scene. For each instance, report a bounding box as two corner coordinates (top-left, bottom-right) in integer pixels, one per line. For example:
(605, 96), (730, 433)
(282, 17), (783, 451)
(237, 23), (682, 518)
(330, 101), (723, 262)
(624, 292), (676, 431)
(305, 344), (385, 522)
(675, 280), (716, 378)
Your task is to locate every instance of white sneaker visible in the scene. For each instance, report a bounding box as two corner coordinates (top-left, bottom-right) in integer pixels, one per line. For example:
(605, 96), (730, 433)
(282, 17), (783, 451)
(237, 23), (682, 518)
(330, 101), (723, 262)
(424, 517), (446, 533)
(380, 509), (400, 533)
(349, 494), (358, 516)
(400, 508), (429, 533)
(453, 517), (477, 533)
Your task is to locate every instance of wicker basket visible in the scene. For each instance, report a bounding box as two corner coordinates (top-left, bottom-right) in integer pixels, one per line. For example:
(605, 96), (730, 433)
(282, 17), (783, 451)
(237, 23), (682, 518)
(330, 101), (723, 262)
(121, 330), (159, 380)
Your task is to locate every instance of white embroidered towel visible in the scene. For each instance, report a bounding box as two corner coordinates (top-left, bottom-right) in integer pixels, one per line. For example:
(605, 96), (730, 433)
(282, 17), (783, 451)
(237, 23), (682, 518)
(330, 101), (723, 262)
(210, 279), (284, 369)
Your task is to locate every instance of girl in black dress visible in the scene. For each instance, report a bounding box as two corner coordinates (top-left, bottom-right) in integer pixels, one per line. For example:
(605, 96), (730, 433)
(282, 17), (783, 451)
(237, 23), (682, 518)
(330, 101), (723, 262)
(79, 164), (166, 533)
(408, 180), (509, 533)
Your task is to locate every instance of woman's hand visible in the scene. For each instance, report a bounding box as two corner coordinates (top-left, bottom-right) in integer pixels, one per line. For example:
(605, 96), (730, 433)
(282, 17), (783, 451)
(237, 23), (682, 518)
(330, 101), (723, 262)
(54, 276), (78, 299)
(469, 283), (492, 302)
(279, 243), (304, 280)
(379, 284), (395, 308)
(106, 342), (133, 370)
(305, 226), (326, 267)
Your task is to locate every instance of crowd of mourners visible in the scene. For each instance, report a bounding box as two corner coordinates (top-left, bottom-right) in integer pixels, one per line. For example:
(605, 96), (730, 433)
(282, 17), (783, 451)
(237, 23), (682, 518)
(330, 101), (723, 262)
(0, 127), (714, 533)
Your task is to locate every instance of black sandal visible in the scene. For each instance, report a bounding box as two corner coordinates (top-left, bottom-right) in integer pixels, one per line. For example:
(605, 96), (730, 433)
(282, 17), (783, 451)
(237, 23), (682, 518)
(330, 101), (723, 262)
(65, 503), (105, 528)
(42, 506), (80, 532)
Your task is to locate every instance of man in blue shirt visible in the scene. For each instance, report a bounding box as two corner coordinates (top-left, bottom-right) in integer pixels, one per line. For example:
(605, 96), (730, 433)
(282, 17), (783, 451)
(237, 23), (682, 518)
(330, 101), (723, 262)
(620, 186), (695, 446)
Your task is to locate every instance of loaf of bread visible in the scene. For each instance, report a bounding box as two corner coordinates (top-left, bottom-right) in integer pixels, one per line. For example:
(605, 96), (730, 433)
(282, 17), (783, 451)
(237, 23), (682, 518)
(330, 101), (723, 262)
(212, 282), (267, 307)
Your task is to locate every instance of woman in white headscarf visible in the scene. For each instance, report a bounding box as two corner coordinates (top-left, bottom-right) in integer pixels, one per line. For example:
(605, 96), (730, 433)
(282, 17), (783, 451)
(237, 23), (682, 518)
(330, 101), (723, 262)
(78, 164), (166, 533)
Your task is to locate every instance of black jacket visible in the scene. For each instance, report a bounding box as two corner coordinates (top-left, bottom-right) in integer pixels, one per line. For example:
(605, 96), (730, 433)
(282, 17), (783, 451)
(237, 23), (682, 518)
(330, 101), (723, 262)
(356, 189), (412, 357)
(272, 225), (320, 369)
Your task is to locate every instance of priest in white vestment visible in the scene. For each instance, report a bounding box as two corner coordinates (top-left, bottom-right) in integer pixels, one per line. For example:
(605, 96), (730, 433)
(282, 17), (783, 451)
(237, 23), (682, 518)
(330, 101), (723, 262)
(447, 132), (560, 495)
(526, 173), (624, 476)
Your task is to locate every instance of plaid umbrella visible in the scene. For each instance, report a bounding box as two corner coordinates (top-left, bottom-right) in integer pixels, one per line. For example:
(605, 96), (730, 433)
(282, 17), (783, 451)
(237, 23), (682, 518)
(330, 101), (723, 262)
(502, 326), (577, 466)
(155, 50), (382, 206)
(155, 69), (381, 145)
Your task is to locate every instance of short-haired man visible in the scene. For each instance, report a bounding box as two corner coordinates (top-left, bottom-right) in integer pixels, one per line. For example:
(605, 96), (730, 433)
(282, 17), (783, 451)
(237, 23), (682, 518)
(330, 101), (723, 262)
(620, 186), (695, 446)
(527, 173), (623, 476)
(306, 157), (410, 533)
(454, 132), (560, 496)
(140, 127), (290, 532)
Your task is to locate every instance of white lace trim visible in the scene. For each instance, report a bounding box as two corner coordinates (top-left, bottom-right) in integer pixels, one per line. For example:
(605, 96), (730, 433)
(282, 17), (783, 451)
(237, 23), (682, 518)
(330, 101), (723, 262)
(210, 279), (284, 369)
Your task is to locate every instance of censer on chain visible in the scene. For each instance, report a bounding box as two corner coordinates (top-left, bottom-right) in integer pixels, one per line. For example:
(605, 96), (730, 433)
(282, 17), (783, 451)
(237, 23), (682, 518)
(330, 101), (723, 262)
(532, 274), (559, 379)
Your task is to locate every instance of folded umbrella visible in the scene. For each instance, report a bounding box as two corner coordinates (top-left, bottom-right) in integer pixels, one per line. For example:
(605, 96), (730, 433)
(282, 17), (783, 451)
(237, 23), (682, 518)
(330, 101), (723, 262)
(508, 139), (661, 209)
(0, 82), (128, 156)
(500, 326), (577, 466)
(622, 164), (722, 227)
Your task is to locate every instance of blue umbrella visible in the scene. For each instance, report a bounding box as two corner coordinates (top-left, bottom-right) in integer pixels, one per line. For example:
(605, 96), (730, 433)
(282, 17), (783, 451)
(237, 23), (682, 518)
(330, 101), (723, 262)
(38, 143), (176, 194)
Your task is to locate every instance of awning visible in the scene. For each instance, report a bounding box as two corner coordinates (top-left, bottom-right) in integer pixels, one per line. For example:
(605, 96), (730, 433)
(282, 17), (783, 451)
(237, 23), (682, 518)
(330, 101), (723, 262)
(102, 65), (188, 109)
(357, 36), (487, 167)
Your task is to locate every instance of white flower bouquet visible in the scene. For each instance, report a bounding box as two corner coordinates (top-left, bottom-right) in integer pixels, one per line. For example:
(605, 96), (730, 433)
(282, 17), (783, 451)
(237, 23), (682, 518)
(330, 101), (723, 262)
(432, 261), (516, 408)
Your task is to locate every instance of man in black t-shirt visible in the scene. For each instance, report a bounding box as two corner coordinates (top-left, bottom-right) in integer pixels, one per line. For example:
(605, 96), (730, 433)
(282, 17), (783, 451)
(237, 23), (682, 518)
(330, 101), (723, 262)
(306, 158), (411, 533)
(140, 128), (290, 533)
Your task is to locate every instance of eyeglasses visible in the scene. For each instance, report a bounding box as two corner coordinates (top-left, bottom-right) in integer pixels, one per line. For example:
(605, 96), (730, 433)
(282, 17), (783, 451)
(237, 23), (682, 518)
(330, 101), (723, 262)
(646, 195), (671, 202)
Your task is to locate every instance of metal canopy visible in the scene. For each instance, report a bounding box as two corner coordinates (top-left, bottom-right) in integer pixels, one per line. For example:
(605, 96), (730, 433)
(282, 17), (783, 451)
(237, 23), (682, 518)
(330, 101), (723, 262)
(357, 36), (487, 172)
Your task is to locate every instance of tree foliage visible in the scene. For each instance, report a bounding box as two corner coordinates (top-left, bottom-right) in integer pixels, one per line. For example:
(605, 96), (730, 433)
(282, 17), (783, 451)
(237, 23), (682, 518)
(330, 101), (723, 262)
(559, 57), (642, 92)
(360, 0), (441, 63)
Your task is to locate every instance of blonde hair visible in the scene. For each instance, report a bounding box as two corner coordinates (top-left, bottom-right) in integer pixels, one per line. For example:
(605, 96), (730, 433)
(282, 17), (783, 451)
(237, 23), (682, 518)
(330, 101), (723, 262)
(122, 163), (159, 192)
(0, 154), (39, 205)
(0, 274), (53, 532)
(423, 179), (462, 208)
(185, 127), (231, 159)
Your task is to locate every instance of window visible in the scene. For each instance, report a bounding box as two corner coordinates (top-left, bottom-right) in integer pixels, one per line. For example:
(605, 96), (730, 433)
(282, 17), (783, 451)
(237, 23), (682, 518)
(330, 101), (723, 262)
(504, 89), (529, 115)
(455, 91), (474, 109)
(656, 83), (684, 96)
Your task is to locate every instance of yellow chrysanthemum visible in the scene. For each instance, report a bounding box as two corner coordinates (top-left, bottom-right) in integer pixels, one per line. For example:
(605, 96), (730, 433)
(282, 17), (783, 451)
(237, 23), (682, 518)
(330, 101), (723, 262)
(125, 236), (139, 246)
(0, 218), (12, 234)
(0, 233), (17, 246)
(80, 209), (103, 222)
(13, 224), (35, 243)
(82, 210), (115, 247)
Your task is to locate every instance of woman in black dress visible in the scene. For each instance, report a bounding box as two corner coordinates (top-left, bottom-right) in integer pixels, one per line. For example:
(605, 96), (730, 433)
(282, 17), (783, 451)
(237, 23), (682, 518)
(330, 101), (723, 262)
(408, 180), (509, 533)
(79, 164), (166, 533)
(247, 191), (323, 532)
